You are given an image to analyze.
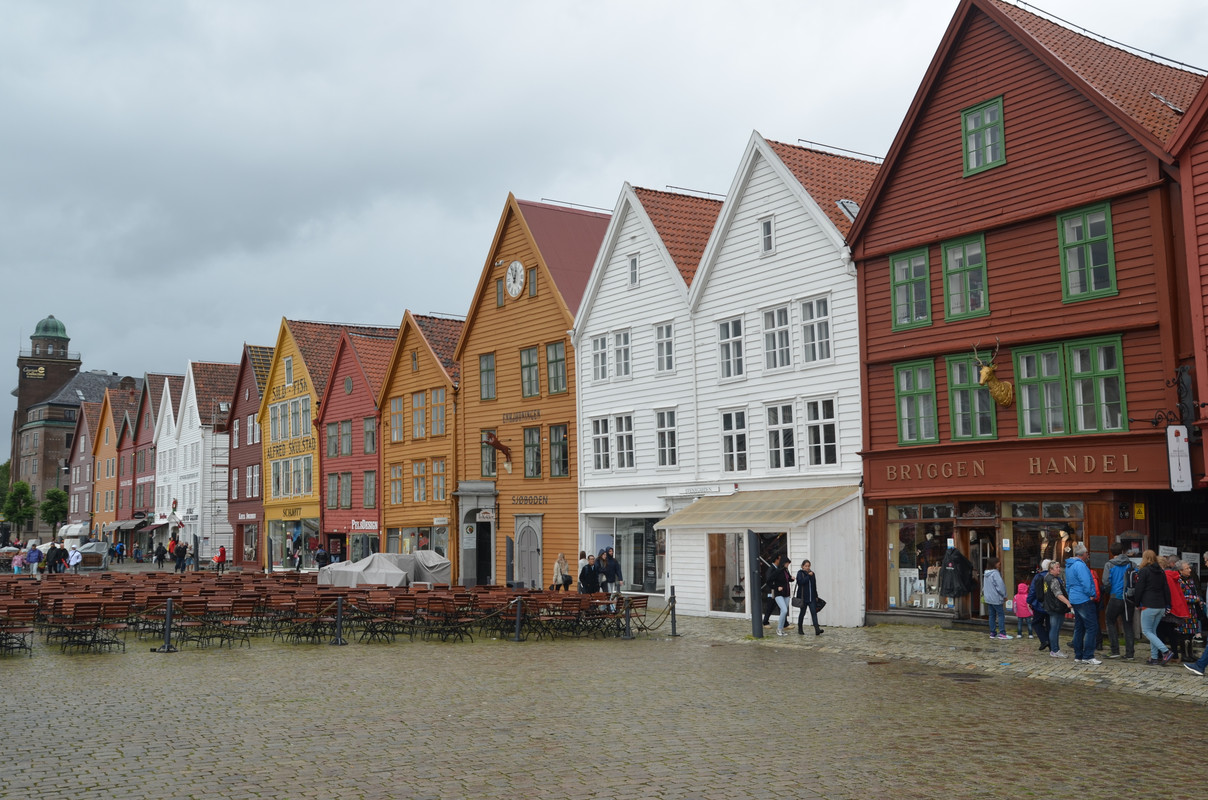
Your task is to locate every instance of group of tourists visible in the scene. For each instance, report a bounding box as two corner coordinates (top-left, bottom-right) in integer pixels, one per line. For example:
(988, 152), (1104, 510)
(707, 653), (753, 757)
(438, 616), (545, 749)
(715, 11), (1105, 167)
(761, 555), (825, 637)
(980, 542), (1208, 677)
(8, 541), (81, 577)
(570, 548), (623, 594)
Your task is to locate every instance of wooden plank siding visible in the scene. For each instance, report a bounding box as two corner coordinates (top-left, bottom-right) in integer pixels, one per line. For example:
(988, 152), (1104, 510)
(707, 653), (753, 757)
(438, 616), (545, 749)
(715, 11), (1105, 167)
(227, 348), (268, 569)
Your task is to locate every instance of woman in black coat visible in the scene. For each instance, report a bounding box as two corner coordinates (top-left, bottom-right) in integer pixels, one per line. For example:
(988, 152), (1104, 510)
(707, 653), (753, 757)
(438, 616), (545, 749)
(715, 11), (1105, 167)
(578, 555), (600, 594)
(795, 559), (823, 636)
(1134, 549), (1174, 664)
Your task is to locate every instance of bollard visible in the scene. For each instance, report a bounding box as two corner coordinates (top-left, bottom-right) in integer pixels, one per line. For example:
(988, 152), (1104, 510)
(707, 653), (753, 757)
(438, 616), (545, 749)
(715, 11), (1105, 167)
(510, 597), (524, 642)
(669, 586), (679, 637)
(154, 597), (178, 653)
(621, 598), (634, 640)
(330, 596), (348, 646)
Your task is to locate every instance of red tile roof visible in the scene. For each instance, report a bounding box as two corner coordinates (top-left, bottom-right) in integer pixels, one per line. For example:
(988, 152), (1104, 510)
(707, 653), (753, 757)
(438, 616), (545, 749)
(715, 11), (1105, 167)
(989, 0), (1204, 144)
(413, 314), (464, 385)
(631, 187), (722, 286)
(517, 200), (611, 314)
(346, 333), (397, 401)
(765, 141), (881, 238)
(81, 401), (103, 442)
(145, 372), (184, 429)
(286, 320), (399, 399)
(246, 345), (275, 395)
(190, 361), (240, 426)
(107, 386), (140, 432)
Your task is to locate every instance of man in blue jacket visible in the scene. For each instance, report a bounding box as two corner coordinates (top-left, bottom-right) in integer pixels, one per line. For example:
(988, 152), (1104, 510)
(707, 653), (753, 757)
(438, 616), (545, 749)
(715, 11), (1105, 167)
(1065, 543), (1100, 665)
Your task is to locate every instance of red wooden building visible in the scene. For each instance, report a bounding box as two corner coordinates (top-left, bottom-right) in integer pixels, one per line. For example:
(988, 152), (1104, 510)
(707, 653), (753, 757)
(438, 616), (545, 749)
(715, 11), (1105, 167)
(847, 0), (1205, 620)
(226, 345), (272, 571)
(317, 329), (398, 562)
(130, 373), (184, 555)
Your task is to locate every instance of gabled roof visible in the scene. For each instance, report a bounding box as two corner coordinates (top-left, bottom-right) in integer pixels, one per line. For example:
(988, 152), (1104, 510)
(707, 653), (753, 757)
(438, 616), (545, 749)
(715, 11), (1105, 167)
(246, 345), (274, 394)
(41, 370), (127, 406)
(345, 332), (398, 401)
(140, 372), (184, 432)
(80, 401), (103, 443)
(412, 314), (463, 385)
(106, 384), (141, 435)
(516, 199), (611, 315)
(189, 361), (240, 427)
(286, 319), (399, 400)
(630, 187), (722, 286)
(764, 141), (880, 238)
(1168, 78), (1208, 155)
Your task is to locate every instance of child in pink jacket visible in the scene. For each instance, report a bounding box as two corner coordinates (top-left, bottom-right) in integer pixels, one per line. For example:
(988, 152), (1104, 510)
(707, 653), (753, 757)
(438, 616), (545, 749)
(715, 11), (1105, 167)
(1013, 582), (1034, 638)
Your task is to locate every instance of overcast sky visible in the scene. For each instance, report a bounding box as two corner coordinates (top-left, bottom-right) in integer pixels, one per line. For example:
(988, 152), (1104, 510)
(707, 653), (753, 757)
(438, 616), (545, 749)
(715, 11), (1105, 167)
(3, 0), (1206, 462)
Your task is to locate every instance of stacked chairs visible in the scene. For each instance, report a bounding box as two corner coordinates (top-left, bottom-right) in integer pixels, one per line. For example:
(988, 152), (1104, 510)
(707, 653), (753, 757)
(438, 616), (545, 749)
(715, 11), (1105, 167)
(59, 601), (105, 653)
(97, 601), (131, 652)
(0, 601), (36, 656)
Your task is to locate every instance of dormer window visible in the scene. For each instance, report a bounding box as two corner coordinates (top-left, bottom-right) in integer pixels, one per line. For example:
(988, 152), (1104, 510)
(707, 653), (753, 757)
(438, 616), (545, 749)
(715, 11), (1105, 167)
(962, 96), (1006, 175)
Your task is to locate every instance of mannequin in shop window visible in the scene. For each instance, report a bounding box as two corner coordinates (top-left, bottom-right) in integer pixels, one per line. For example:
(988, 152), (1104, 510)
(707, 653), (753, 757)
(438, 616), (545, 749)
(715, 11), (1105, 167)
(939, 546), (977, 616)
(1055, 527), (1075, 565)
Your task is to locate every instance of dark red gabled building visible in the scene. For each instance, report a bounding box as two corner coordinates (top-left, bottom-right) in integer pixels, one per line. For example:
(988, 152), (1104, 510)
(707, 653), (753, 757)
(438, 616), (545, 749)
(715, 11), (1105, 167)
(226, 345), (273, 570)
(317, 329), (397, 563)
(129, 373), (184, 555)
(847, 0), (1204, 621)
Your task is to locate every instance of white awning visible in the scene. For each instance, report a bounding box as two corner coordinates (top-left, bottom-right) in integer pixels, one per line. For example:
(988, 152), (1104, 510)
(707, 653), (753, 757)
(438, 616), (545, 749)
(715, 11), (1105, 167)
(655, 485), (860, 530)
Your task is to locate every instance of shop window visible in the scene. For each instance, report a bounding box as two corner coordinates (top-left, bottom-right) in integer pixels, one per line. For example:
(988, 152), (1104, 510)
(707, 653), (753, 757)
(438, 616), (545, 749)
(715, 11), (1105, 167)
(888, 504), (955, 612)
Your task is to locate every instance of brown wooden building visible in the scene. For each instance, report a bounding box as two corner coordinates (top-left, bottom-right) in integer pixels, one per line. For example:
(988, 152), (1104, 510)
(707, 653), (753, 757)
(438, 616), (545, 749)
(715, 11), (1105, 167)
(847, 0), (1205, 620)
(454, 195), (609, 588)
(132, 373), (184, 554)
(226, 345), (272, 571)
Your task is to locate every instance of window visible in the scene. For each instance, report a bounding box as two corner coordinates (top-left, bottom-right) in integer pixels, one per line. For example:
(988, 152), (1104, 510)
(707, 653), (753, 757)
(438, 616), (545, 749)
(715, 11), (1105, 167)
(528, 267), (537, 297)
(390, 397), (405, 442)
(481, 430), (496, 477)
(891, 249), (930, 330)
(231, 470), (238, 500)
(592, 418), (610, 470)
(628, 254), (639, 286)
(524, 427), (541, 478)
(614, 415), (634, 469)
(411, 351), (419, 372)
(433, 459), (446, 500)
(759, 216), (775, 254)
(479, 354), (496, 400)
(655, 323), (674, 372)
(253, 464), (260, 497)
(614, 331), (631, 378)
(412, 392), (426, 439)
(412, 462), (426, 503)
(943, 235), (988, 319)
(339, 472), (352, 508)
(592, 336), (608, 381)
(719, 318), (744, 379)
(340, 420), (352, 456)
(721, 410), (747, 472)
(270, 405), (280, 442)
(326, 423), (338, 457)
(1017, 337), (1125, 437)
(290, 400), (301, 438)
(363, 471), (376, 509)
(300, 397), (310, 433)
(327, 473), (338, 509)
(233, 419), (239, 448)
(805, 398), (838, 466)
(546, 343), (567, 394)
(766, 403), (795, 469)
(549, 425), (568, 477)
(363, 417), (376, 454)
(1059, 204), (1116, 301)
(431, 388), (446, 435)
(520, 347), (540, 397)
(962, 96), (1005, 175)
(656, 410), (677, 467)
(763, 307), (791, 370)
(800, 297), (831, 363)
(246, 466), (254, 498)
(283, 357), (293, 386)
(947, 354), (996, 440)
(894, 361), (938, 445)
(390, 464), (404, 505)
(248, 414), (256, 445)
(496, 279), (505, 307)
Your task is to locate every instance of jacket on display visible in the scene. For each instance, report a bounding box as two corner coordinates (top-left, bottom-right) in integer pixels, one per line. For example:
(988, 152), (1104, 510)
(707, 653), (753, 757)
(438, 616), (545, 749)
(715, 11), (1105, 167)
(938, 548), (975, 598)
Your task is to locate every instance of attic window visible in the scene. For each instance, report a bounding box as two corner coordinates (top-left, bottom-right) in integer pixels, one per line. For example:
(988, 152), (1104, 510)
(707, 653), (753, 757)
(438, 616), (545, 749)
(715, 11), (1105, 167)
(411, 351), (419, 372)
(962, 96), (1006, 176)
(836, 199), (860, 222)
(219, 402), (231, 413)
(628, 254), (639, 287)
(76, 390), (86, 400)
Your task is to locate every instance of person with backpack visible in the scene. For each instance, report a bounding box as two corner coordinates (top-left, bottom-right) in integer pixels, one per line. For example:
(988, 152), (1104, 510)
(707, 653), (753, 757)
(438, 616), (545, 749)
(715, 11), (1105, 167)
(1043, 560), (1074, 659)
(1102, 541), (1136, 660)
(1027, 560), (1051, 650)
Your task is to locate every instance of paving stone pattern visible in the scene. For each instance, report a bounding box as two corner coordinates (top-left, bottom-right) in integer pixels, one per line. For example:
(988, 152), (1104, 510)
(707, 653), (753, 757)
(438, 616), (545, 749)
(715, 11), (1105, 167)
(4, 611), (1204, 800)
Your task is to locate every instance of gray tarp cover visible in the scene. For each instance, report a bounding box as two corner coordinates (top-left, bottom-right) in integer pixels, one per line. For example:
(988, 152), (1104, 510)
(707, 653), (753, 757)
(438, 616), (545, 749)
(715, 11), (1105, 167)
(317, 553), (411, 588)
(369, 552), (452, 584)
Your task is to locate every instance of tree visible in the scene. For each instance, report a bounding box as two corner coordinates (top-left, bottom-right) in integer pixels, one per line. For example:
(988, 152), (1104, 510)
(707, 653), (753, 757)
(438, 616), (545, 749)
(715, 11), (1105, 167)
(3, 481), (37, 533)
(0, 460), (10, 510)
(40, 488), (69, 532)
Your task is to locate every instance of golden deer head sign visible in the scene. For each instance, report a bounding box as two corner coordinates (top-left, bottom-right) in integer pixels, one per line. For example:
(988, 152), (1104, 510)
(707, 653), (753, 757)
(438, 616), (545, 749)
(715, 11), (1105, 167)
(973, 338), (1015, 408)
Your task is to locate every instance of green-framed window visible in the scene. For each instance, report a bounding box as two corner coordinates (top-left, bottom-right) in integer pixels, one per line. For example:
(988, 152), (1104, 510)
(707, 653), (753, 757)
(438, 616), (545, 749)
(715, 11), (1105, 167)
(891, 249), (931, 330)
(962, 96), (1005, 175)
(520, 347), (539, 397)
(1058, 204), (1116, 301)
(942, 235), (988, 320)
(894, 360), (938, 445)
(1015, 335), (1126, 437)
(479, 353), (496, 400)
(946, 354), (996, 440)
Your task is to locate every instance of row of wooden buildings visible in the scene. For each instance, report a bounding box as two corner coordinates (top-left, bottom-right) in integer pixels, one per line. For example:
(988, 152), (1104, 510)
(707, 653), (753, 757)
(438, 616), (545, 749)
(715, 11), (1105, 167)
(41, 0), (1208, 624)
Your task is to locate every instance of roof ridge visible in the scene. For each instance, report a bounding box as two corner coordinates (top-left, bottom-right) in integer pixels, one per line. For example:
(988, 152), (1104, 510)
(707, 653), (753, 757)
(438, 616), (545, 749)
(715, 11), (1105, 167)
(763, 138), (883, 166)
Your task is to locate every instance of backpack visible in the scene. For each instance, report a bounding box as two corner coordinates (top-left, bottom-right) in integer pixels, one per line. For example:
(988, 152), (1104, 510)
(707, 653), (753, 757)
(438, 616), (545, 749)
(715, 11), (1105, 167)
(1123, 565), (1139, 603)
(1027, 572), (1046, 615)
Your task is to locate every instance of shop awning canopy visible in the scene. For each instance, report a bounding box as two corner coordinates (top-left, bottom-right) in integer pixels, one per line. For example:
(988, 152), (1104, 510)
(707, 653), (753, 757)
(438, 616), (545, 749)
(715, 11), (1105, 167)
(142, 522), (167, 533)
(102, 521), (124, 533)
(104, 520), (142, 532)
(655, 485), (860, 530)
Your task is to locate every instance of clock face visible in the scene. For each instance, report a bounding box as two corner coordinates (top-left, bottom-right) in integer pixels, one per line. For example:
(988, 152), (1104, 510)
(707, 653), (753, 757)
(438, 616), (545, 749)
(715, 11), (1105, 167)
(506, 260), (525, 298)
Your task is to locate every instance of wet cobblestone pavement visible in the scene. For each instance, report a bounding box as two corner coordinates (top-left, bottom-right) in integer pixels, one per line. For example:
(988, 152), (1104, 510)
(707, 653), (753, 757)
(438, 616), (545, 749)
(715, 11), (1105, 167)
(4, 610), (1205, 800)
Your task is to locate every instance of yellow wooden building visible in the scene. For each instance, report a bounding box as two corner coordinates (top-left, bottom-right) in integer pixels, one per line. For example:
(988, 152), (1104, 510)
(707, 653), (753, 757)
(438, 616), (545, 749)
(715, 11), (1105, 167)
(93, 385), (140, 540)
(378, 311), (464, 576)
(453, 194), (609, 587)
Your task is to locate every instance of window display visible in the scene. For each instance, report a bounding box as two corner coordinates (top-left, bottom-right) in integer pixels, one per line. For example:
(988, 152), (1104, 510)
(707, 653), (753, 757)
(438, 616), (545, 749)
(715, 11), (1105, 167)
(1002, 501), (1083, 592)
(888, 504), (954, 611)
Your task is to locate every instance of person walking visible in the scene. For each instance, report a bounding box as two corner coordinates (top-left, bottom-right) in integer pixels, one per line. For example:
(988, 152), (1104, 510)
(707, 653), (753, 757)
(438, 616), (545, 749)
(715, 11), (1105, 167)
(1134, 549), (1175, 665)
(766, 555), (792, 636)
(1043, 560), (1074, 659)
(67, 545), (83, 574)
(214, 545), (227, 576)
(551, 553), (571, 591)
(596, 550), (620, 596)
(983, 557), (1011, 640)
(578, 554), (599, 594)
(1101, 542), (1136, 659)
(1013, 581), (1034, 639)
(795, 559), (823, 636)
(154, 542), (167, 569)
(25, 545), (42, 580)
(1173, 560), (1201, 662)
(174, 542), (189, 573)
(11, 548), (25, 575)
(1064, 544), (1100, 665)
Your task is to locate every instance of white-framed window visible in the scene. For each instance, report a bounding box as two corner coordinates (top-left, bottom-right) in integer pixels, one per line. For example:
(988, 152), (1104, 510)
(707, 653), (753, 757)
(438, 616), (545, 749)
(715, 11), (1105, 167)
(390, 396), (405, 442)
(656, 409), (677, 467)
(592, 336), (609, 381)
(363, 471), (376, 509)
(246, 466), (254, 498)
(766, 403), (796, 469)
(719, 318), (744, 379)
(628, 254), (639, 286)
(721, 409), (748, 473)
(759, 215), (775, 255)
(804, 397), (838, 466)
(763, 306), (791, 370)
(431, 388), (447, 435)
(270, 405), (280, 442)
(591, 418), (611, 470)
(231, 470), (238, 500)
(614, 330), (631, 379)
(283, 356), (293, 386)
(233, 419), (239, 449)
(614, 415), (634, 469)
(339, 471), (352, 508)
(253, 464), (260, 497)
(655, 323), (674, 372)
(801, 295), (831, 363)
(247, 414), (255, 445)
(340, 420), (352, 455)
